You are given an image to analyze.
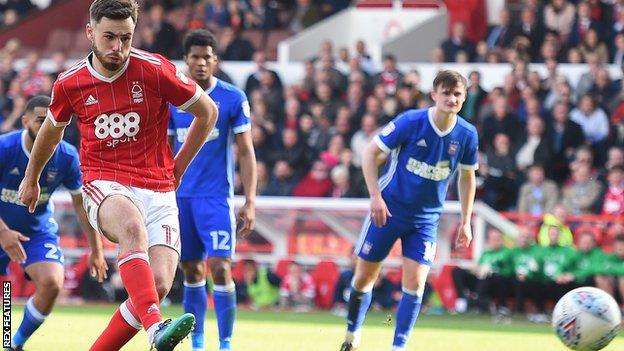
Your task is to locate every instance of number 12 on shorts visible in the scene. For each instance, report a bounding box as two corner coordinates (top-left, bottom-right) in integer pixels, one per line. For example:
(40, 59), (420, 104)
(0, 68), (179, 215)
(210, 230), (231, 250)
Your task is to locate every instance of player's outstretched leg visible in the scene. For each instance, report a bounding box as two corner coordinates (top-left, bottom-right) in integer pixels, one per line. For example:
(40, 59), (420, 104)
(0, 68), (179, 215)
(12, 259), (64, 349)
(390, 257), (430, 351)
(209, 258), (236, 351)
(90, 300), (141, 351)
(339, 258), (381, 350)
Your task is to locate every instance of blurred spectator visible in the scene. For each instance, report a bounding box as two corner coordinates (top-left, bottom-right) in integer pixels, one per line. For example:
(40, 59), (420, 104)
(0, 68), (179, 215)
(374, 54), (402, 96)
(599, 147), (624, 182)
(570, 94), (609, 146)
(320, 134), (345, 167)
(245, 51), (282, 95)
(279, 262), (316, 311)
(515, 116), (552, 174)
(370, 273), (399, 311)
(289, 0), (321, 32)
(219, 27), (256, 61)
(559, 230), (603, 288)
(269, 128), (312, 176)
(588, 68), (617, 109)
(544, 77), (575, 111)
(338, 148), (366, 197)
(543, 0), (576, 43)
(451, 229), (513, 317)
(516, 7), (545, 61)
(540, 225), (578, 302)
(577, 28), (609, 64)
(481, 97), (523, 151)
(480, 133), (518, 210)
(440, 22), (475, 62)
(509, 227), (546, 319)
(612, 33), (624, 66)
(594, 235), (624, 306)
(538, 204), (574, 247)
(330, 164), (364, 198)
(350, 113), (378, 166)
(147, 4), (179, 59)
(292, 160), (333, 197)
(237, 260), (281, 309)
(601, 165), (624, 216)
(313, 81), (342, 121)
(459, 71), (487, 124)
(547, 101), (585, 181)
(354, 39), (375, 74)
(2, 9), (19, 28)
(264, 159), (298, 196)
(332, 250), (356, 316)
(244, 0), (279, 30)
(576, 53), (601, 97)
(258, 69), (285, 118)
(486, 8), (515, 50)
(561, 163), (603, 214)
(568, 1), (602, 48)
(517, 164), (559, 215)
(205, 0), (230, 31)
(252, 125), (273, 164)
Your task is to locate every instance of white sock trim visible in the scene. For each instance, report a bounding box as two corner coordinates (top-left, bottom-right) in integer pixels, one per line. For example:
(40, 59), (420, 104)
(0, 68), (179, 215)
(391, 347), (405, 351)
(119, 301), (142, 330)
(350, 281), (373, 293)
(118, 252), (150, 268)
(345, 330), (362, 347)
(183, 280), (207, 288)
(401, 288), (422, 297)
(147, 322), (162, 344)
(213, 282), (236, 293)
(25, 297), (46, 322)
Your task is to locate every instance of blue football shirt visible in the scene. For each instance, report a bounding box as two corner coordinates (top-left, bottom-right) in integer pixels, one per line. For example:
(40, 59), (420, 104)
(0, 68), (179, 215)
(0, 130), (82, 235)
(169, 78), (251, 198)
(374, 108), (479, 223)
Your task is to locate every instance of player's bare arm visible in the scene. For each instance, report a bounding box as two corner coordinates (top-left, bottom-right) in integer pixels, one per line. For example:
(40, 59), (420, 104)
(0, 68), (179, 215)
(172, 93), (218, 188)
(0, 216), (29, 264)
(19, 118), (65, 213)
(456, 168), (476, 249)
(362, 140), (391, 227)
(235, 130), (257, 236)
(71, 193), (108, 282)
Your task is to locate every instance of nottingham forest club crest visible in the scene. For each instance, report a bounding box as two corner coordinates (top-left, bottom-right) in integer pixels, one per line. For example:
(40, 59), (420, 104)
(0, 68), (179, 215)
(131, 81), (144, 104)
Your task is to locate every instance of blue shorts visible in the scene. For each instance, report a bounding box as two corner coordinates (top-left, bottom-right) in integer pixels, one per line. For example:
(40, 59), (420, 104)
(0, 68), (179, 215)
(0, 232), (64, 277)
(355, 215), (438, 265)
(177, 197), (236, 262)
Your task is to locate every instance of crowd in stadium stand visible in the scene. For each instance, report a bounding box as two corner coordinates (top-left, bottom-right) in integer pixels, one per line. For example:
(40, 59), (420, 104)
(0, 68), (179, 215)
(0, 0), (623, 315)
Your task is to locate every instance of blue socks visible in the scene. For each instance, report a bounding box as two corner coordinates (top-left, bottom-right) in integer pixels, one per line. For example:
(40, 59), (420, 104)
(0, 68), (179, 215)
(213, 283), (236, 351)
(183, 281), (207, 351)
(12, 297), (47, 347)
(392, 289), (423, 349)
(346, 286), (372, 333)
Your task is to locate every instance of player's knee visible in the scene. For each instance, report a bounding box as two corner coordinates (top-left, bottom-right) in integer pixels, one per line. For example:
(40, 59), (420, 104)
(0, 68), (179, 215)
(209, 260), (231, 282)
(38, 276), (63, 297)
(181, 261), (205, 283)
(121, 217), (147, 243)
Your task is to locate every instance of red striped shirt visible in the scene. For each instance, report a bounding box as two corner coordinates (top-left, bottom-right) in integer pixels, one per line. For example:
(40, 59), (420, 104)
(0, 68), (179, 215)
(48, 49), (201, 191)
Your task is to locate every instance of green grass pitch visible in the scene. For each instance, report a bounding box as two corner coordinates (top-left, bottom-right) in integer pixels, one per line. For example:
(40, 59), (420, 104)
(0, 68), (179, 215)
(8, 304), (624, 350)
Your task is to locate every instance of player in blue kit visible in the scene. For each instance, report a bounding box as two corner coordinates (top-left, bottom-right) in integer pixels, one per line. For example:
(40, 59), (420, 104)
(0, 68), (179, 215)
(168, 30), (257, 351)
(339, 70), (478, 351)
(0, 96), (107, 351)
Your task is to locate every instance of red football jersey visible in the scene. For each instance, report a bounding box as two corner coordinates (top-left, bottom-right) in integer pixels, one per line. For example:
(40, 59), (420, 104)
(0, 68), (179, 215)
(47, 48), (201, 191)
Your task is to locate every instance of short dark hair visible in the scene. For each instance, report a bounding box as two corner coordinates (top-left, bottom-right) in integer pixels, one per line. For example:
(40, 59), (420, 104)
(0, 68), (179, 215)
(433, 70), (467, 91)
(610, 165), (624, 173)
(183, 29), (218, 56)
(90, 0), (139, 24)
(25, 95), (51, 114)
(615, 234), (624, 243)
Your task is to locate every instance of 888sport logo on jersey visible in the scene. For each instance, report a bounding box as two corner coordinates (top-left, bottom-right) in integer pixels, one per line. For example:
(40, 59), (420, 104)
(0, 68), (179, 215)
(94, 112), (141, 148)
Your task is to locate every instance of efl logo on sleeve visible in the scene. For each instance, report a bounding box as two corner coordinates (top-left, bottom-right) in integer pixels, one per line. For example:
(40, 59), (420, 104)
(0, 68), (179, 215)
(2, 281), (10, 348)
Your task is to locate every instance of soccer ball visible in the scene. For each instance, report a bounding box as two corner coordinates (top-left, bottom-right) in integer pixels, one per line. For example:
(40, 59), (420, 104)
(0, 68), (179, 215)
(552, 287), (621, 351)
